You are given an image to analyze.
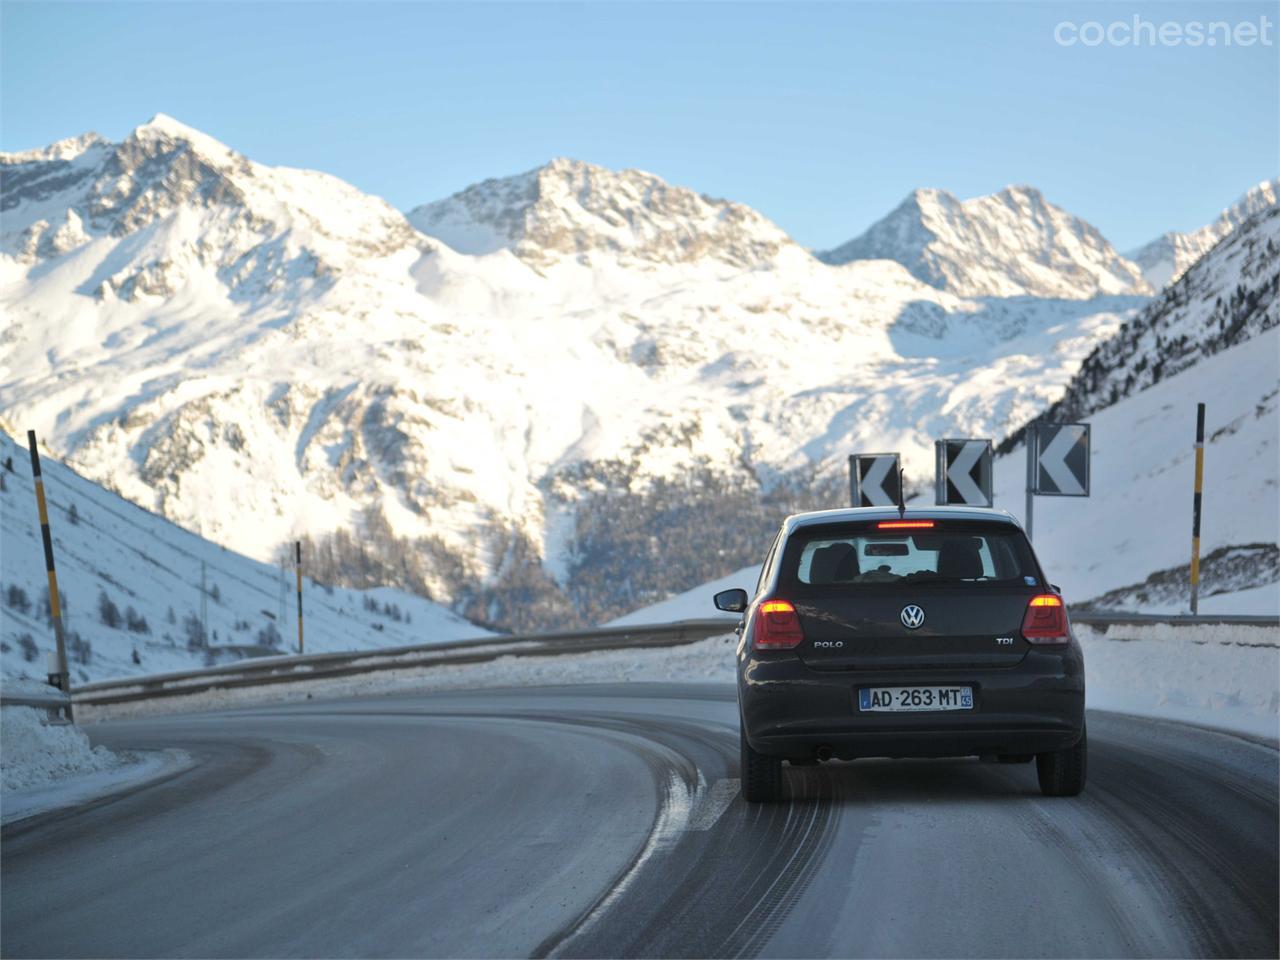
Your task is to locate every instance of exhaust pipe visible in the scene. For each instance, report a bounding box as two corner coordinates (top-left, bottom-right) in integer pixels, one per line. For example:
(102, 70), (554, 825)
(816, 745), (833, 762)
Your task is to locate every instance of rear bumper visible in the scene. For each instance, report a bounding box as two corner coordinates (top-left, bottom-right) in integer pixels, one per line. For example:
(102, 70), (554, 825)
(738, 647), (1085, 761)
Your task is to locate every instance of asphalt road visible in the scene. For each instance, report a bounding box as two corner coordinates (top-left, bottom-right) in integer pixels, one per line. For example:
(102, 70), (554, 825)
(2, 684), (1276, 958)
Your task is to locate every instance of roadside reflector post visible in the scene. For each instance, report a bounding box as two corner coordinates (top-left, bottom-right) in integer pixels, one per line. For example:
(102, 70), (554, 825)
(1190, 403), (1205, 614)
(295, 541), (304, 654)
(27, 430), (72, 721)
(934, 442), (946, 505)
(1024, 428), (1036, 541)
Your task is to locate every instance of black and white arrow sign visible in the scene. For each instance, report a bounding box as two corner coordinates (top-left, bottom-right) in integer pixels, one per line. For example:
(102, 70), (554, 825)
(935, 439), (993, 507)
(849, 453), (902, 507)
(1033, 423), (1090, 496)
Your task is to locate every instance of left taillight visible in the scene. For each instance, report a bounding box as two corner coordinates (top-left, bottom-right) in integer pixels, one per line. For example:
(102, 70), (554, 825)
(1021, 594), (1069, 644)
(753, 599), (805, 649)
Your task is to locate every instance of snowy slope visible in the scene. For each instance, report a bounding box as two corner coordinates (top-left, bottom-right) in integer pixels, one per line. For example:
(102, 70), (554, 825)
(991, 327), (1279, 608)
(0, 117), (1159, 630)
(818, 186), (1151, 299)
(1128, 178), (1279, 290)
(0, 431), (491, 685)
(606, 564), (761, 627)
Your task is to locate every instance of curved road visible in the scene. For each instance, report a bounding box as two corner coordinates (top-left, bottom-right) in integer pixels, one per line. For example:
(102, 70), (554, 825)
(2, 684), (1276, 958)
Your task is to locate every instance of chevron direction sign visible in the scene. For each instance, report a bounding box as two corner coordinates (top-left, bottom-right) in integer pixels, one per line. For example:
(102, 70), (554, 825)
(1031, 423), (1090, 496)
(935, 439), (994, 507)
(849, 453), (902, 507)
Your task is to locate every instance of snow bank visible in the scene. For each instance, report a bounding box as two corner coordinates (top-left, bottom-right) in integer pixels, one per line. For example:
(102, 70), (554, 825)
(1, 705), (195, 824)
(1, 706), (120, 791)
(1079, 624), (1279, 741)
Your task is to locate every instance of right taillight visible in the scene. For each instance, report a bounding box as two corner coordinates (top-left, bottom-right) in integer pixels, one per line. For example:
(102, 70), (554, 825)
(753, 599), (805, 649)
(1022, 594), (1068, 643)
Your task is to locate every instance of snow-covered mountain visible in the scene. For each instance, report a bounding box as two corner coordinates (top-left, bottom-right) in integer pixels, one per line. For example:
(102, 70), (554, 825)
(407, 157), (793, 268)
(1127, 178), (1279, 290)
(2, 115), (1234, 629)
(817, 186), (1152, 299)
(614, 326), (1279, 621)
(0, 431), (491, 684)
(982, 201), (1280, 613)
(1007, 202), (1280, 435)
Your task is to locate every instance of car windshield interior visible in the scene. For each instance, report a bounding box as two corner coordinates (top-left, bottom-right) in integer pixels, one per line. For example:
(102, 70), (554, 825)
(786, 526), (1037, 588)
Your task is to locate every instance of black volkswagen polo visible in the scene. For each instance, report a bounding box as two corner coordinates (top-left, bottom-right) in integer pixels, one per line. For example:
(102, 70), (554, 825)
(714, 506), (1086, 802)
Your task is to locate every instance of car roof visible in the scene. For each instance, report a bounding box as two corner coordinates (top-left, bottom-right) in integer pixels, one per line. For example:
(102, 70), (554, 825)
(782, 505), (1022, 535)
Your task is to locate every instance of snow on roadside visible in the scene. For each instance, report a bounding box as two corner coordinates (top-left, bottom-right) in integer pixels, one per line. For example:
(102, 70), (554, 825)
(1, 705), (195, 824)
(2, 705), (121, 791)
(1, 747), (191, 825)
(81, 634), (741, 722)
(81, 622), (1279, 744)
(1078, 624), (1279, 741)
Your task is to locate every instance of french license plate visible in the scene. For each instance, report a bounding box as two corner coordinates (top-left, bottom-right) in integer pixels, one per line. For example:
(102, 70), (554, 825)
(859, 686), (973, 712)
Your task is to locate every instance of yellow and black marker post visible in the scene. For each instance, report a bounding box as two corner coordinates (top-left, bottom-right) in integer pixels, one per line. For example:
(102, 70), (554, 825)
(1190, 403), (1205, 614)
(27, 430), (72, 719)
(295, 541), (304, 655)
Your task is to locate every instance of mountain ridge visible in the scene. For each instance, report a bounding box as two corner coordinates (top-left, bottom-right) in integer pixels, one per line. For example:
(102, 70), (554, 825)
(999, 201), (1280, 452)
(817, 184), (1152, 299)
(407, 156), (795, 269)
(2, 115), (1267, 630)
(1126, 178), (1280, 290)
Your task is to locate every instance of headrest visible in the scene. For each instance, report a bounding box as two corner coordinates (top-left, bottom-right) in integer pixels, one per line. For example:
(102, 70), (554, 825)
(808, 544), (851, 584)
(834, 546), (861, 581)
(938, 538), (984, 579)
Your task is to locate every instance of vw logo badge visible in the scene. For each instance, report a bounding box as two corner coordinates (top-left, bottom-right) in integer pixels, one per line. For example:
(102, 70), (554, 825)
(900, 604), (925, 629)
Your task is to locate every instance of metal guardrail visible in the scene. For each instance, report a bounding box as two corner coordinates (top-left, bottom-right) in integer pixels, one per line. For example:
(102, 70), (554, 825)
(1069, 612), (1279, 627)
(1, 687), (72, 710)
(71, 618), (737, 707)
(1, 684), (74, 724)
(62, 610), (1279, 710)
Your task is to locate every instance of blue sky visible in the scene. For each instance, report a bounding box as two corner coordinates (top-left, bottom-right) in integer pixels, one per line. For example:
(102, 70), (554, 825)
(3, 1), (1276, 250)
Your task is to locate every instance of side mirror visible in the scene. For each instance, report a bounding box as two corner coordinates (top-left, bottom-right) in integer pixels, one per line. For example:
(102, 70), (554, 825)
(714, 588), (749, 613)
(1051, 584), (1062, 595)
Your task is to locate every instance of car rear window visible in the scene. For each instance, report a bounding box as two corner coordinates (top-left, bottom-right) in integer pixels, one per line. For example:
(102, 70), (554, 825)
(780, 522), (1039, 590)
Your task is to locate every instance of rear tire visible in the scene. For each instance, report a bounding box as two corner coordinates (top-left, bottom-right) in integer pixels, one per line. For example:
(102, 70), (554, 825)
(740, 721), (782, 803)
(1036, 723), (1087, 796)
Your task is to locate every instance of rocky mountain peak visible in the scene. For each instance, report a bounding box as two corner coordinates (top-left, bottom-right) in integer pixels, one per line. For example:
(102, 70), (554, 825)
(1, 115), (422, 284)
(819, 184), (1151, 300)
(132, 112), (214, 142)
(407, 157), (795, 268)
